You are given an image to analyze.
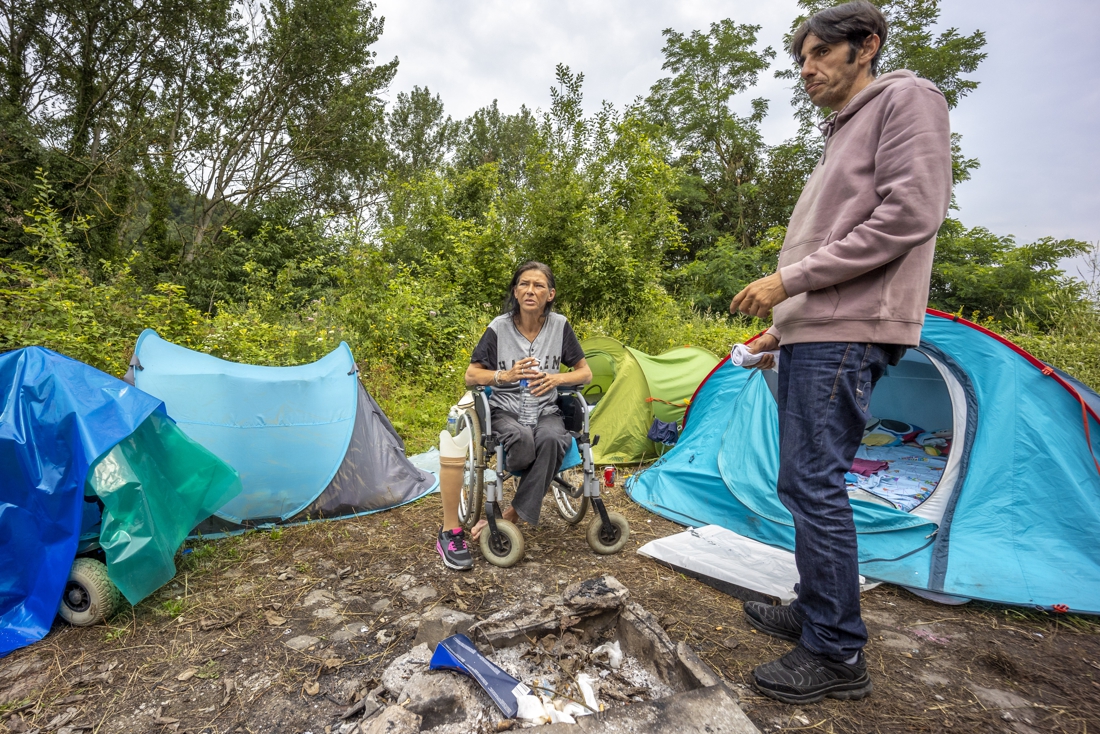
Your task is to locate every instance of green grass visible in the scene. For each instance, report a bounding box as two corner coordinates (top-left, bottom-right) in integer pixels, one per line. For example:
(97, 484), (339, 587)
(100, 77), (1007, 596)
(195, 660), (221, 680)
(158, 599), (185, 618)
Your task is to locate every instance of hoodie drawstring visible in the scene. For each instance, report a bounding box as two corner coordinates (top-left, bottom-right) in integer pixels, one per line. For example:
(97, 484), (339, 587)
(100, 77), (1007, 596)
(817, 111), (839, 163)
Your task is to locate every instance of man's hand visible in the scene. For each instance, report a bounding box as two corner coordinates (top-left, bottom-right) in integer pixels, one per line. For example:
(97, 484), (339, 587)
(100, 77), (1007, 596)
(730, 272), (789, 319)
(745, 333), (779, 371)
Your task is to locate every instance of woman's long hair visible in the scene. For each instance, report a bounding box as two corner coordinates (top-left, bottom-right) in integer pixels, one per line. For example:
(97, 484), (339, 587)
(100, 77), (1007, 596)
(502, 261), (556, 318)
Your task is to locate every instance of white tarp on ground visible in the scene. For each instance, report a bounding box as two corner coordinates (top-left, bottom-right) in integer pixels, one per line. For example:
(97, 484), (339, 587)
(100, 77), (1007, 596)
(638, 525), (878, 604)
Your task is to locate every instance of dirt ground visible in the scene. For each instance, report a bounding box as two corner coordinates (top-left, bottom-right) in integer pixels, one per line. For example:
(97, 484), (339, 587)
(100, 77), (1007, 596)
(2, 481), (1098, 734)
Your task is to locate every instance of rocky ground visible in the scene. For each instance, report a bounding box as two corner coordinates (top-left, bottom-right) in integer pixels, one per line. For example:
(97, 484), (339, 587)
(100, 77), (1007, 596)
(1, 481), (1098, 733)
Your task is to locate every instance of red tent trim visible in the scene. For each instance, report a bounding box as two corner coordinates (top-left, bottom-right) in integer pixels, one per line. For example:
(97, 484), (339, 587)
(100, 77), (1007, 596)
(684, 310), (1100, 432)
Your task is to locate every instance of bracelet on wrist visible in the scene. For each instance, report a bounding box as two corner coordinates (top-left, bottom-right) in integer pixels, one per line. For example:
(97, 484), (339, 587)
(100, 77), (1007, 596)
(493, 369), (502, 386)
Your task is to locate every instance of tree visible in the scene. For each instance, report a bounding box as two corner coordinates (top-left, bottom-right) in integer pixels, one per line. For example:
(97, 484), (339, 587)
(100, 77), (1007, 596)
(452, 100), (538, 189)
(386, 86), (457, 183)
(0, 0), (240, 263)
(930, 218), (1088, 325)
(641, 20), (775, 259)
(178, 0), (396, 258)
(378, 65), (683, 319)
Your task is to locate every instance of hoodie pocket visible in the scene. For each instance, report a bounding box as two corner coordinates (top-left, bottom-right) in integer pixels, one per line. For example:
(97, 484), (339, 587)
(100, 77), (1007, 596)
(778, 237), (825, 269)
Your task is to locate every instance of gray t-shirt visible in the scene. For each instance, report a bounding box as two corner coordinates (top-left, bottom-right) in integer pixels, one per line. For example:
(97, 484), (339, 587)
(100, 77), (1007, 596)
(470, 312), (585, 417)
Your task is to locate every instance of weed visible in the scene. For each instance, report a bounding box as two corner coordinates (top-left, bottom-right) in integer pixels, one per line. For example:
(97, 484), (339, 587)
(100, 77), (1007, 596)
(270, 528), (283, 541)
(103, 626), (130, 643)
(195, 660), (221, 680)
(159, 599), (185, 618)
(0, 699), (32, 716)
(178, 543), (218, 572)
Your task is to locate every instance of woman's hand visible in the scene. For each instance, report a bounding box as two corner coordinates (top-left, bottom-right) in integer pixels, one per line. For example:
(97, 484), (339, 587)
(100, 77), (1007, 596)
(528, 370), (564, 397)
(501, 357), (540, 384)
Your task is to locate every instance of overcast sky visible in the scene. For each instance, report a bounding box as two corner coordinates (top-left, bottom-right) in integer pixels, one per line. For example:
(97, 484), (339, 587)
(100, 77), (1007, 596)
(373, 0), (1100, 278)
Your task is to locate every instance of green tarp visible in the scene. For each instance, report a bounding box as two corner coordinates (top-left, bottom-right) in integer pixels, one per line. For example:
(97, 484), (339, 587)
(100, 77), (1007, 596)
(87, 412), (241, 604)
(580, 337), (720, 465)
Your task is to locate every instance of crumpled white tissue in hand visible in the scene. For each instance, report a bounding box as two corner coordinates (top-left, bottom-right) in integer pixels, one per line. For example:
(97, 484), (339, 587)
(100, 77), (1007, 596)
(729, 343), (779, 372)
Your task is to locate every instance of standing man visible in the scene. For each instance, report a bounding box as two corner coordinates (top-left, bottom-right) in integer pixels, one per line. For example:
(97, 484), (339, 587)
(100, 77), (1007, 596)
(729, 1), (952, 704)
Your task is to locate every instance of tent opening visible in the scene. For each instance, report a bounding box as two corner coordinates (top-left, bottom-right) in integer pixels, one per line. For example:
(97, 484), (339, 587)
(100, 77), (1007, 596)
(764, 348), (965, 519)
(581, 350), (616, 405)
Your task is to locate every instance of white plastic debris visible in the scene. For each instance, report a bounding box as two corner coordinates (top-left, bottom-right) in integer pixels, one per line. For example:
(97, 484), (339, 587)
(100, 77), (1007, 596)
(562, 702), (588, 719)
(638, 525), (880, 604)
(593, 640), (623, 670)
(576, 673), (600, 712)
(547, 706), (576, 724)
(515, 694), (550, 724)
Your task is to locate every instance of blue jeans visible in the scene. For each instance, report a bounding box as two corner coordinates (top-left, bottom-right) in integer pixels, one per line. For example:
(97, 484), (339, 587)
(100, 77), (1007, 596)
(777, 342), (890, 661)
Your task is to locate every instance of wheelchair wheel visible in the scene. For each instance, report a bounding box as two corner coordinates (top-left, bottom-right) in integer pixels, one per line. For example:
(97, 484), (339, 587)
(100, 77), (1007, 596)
(551, 468), (589, 525)
(58, 557), (121, 626)
(479, 520), (525, 568)
(586, 512), (630, 555)
(457, 407), (483, 528)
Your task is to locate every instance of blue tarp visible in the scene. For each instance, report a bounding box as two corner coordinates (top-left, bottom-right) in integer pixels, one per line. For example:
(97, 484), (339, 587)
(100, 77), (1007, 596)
(627, 312), (1100, 613)
(0, 348), (162, 655)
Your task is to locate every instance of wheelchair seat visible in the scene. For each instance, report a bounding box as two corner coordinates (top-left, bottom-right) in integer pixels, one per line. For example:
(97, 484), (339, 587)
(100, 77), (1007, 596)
(473, 388), (586, 476)
(509, 437), (581, 478)
(505, 390), (585, 477)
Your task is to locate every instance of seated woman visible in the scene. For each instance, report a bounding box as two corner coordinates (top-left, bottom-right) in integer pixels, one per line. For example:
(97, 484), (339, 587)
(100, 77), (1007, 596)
(436, 261), (592, 571)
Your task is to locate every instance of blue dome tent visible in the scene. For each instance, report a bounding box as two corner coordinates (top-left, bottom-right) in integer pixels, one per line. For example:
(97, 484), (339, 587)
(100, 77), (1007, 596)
(626, 310), (1100, 614)
(127, 331), (437, 535)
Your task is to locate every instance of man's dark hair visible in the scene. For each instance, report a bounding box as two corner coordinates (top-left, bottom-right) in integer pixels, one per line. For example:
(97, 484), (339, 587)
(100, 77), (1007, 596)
(790, 1), (888, 75)
(504, 261), (556, 317)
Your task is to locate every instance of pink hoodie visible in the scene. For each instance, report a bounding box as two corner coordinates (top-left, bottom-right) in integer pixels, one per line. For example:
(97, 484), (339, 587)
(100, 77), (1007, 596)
(769, 70), (952, 347)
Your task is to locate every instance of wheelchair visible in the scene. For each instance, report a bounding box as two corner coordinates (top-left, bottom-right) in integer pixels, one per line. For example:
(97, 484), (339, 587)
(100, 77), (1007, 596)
(453, 387), (630, 568)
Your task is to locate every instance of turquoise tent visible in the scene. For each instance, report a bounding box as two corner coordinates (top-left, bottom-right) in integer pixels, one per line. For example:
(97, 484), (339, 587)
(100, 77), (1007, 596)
(127, 331), (437, 534)
(627, 310), (1100, 614)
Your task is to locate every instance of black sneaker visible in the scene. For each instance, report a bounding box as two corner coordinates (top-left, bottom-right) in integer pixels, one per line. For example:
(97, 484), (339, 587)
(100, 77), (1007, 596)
(744, 601), (804, 643)
(752, 645), (872, 704)
(436, 527), (473, 571)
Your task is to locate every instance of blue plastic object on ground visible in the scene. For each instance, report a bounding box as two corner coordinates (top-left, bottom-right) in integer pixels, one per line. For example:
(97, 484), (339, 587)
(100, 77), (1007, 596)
(0, 347), (162, 656)
(429, 634), (528, 718)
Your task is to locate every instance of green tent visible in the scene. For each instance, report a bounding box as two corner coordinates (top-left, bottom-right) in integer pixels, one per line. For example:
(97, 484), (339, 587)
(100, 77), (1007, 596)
(577, 337), (720, 464)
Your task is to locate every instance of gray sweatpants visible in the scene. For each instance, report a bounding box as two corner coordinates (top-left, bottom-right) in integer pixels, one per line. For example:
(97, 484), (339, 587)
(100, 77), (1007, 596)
(492, 410), (570, 526)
